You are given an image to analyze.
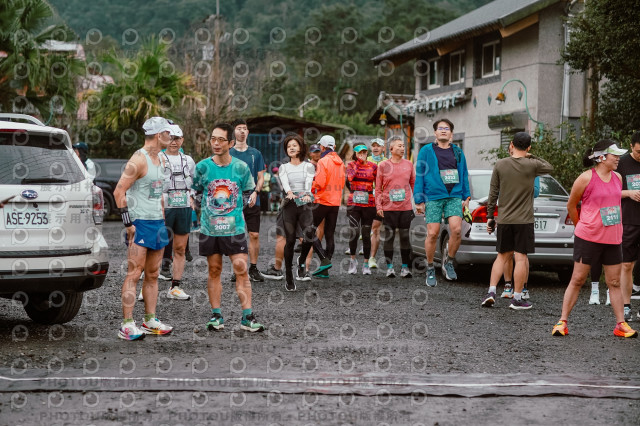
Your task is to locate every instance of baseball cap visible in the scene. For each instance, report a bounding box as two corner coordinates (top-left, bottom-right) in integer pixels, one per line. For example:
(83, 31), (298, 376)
(309, 144), (321, 152)
(319, 135), (335, 149)
(370, 138), (384, 146)
(142, 117), (172, 135)
(169, 124), (183, 138)
(72, 142), (88, 153)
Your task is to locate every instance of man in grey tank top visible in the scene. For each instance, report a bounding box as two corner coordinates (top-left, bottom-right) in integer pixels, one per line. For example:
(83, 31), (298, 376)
(114, 117), (174, 341)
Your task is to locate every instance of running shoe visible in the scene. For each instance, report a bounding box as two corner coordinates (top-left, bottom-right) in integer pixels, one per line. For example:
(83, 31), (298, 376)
(400, 267), (412, 278)
(240, 314), (265, 332)
(344, 247), (351, 255)
(481, 292), (496, 307)
(368, 257), (378, 269)
(294, 245), (301, 253)
(158, 268), (172, 281)
(314, 272), (329, 279)
(206, 313), (224, 331)
(296, 263), (311, 281)
(509, 299), (532, 310)
(141, 318), (173, 335)
(262, 266), (284, 280)
(167, 286), (190, 300)
(386, 267), (396, 278)
(552, 320), (568, 336)
(605, 289), (611, 305)
(249, 266), (264, 282)
(522, 289), (530, 300)
(285, 274), (296, 291)
(363, 265), (371, 275)
(312, 258), (332, 276)
(589, 289), (600, 305)
(442, 260), (457, 281)
(624, 307), (633, 322)
(426, 267), (437, 287)
(631, 286), (640, 300)
(118, 321), (145, 341)
(348, 258), (358, 275)
(613, 322), (638, 338)
(501, 284), (514, 299)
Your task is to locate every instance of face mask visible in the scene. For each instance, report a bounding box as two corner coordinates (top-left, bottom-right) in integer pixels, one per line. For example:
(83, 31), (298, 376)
(371, 154), (382, 162)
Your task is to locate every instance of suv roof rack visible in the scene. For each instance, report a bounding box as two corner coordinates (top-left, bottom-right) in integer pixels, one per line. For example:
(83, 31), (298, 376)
(0, 113), (45, 126)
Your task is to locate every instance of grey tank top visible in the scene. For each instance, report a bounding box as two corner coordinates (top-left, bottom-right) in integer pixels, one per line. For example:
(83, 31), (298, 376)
(126, 148), (164, 221)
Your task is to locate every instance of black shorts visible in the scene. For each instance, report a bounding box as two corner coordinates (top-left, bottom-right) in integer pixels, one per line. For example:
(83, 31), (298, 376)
(382, 210), (415, 230)
(496, 223), (535, 254)
(622, 224), (640, 263)
(573, 235), (622, 266)
(243, 203), (261, 233)
(374, 214), (384, 223)
(165, 207), (192, 236)
(199, 234), (248, 257)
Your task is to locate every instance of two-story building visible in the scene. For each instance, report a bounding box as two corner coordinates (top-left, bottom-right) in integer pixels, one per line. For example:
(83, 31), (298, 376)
(371, 0), (587, 168)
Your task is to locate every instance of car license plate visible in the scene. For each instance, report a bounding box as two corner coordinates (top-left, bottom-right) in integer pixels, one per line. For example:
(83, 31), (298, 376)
(534, 218), (548, 231)
(4, 205), (50, 229)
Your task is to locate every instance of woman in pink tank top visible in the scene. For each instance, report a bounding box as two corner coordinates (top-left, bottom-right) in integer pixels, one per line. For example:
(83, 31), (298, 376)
(552, 139), (638, 338)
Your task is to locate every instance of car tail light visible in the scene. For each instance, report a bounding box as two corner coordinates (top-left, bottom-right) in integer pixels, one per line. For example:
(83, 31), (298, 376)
(471, 205), (497, 223)
(92, 185), (104, 225)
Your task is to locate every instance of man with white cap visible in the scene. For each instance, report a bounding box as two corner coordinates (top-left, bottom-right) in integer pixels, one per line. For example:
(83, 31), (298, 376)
(310, 135), (345, 278)
(160, 123), (196, 300)
(114, 116), (174, 340)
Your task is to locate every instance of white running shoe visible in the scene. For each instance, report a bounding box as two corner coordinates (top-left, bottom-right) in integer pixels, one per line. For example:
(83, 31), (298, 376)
(589, 289), (600, 305)
(141, 317), (173, 335)
(118, 321), (145, 341)
(368, 257), (378, 269)
(400, 267), (412, 278)
(348, 258), (358, 275)
(386, 267), (396, 278)
(363, 265), (371, 275)
(167, 287), (191, 300)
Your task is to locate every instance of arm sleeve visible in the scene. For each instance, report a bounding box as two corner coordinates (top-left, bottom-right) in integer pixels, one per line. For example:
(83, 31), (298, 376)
(304, 162), (315, 193)
(279, 164), (292, 194)
(346, 161), (356, 182)
(413, 149), (426, 204)
(487, 165), (500, 218)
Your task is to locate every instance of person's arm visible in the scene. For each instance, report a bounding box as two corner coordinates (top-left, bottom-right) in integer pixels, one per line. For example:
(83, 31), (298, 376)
(346, 161), (357, 182)
(460, 152), (471, 204)
(113, 153), (145, 242)
(567, 171), (590, 225)
(304, 162), (315, 193)
(279, 164), (294, 200)
(531, 155), (554, 175)
(375, 163), (384, 217)
(409, 161), (416, 197)
(248, 154), (265, 207)
(486, 165), (500, 233)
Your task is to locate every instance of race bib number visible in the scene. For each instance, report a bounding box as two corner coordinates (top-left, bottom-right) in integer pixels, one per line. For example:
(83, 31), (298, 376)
(389, 189), (406, 202)
(209, 216), (236, 234)
(149, 180), (163, 199)
(600, 206), (621, 227)
(626, 174), (640, 190)
(440, 169), (460, 184)
(168, 190), (189, 207)
(353, 191), (369, 204)
(294, 192), (314, 206)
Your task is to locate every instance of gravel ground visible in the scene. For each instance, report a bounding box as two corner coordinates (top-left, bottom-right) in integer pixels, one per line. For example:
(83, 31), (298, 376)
(1, 216), (639, 425)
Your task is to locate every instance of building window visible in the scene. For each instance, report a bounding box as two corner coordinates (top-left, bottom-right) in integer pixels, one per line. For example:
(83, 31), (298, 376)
(449, 50), (465, 84)
(428, 58), (441, 89)
(481, 41), (500, 78)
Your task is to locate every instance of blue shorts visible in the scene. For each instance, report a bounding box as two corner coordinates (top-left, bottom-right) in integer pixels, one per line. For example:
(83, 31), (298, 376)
(125, 219), (170, 251)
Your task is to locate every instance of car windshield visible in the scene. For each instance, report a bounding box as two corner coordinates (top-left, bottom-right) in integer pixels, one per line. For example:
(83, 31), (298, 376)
(539, 175), (569, 196)
(469, 174), (492, 199)
(0, 131), (85, 185)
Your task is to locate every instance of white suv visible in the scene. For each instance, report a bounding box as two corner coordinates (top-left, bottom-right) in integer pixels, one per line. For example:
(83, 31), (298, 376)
(0, 114), (109, 324)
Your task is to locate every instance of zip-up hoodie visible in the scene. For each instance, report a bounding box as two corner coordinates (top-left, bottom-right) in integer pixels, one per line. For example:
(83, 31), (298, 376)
(414, 143), (470, 203)
(312, 150), (345, 206)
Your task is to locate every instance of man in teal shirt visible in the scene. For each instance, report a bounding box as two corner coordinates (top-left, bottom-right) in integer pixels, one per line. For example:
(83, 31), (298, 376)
(193, 123), (266, 332)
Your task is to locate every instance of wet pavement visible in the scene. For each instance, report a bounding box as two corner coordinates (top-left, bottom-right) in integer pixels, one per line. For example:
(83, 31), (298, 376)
(1, 215), (639, 425)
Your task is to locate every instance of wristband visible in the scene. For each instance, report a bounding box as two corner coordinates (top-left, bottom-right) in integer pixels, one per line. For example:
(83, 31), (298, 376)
(120, 207), (133, 227)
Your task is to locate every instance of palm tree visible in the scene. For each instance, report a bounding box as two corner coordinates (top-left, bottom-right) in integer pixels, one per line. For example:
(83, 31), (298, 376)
(0, 0), (83, 122)
(87, 37), (204, 157)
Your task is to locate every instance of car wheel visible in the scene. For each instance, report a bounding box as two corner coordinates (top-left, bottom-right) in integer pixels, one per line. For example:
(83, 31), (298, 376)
(23, 291), (84, 324)
(556, 268), (573, 284)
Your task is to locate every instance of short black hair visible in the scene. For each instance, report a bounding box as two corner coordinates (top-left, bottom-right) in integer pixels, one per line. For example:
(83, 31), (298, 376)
(433, 118), (454, 132)
(231, 118), (247, 129)
(212, 123), (234, 142)
(512, 132), (531, 150)
(631, 131), (640, 145)
(283, 133), (307, 160)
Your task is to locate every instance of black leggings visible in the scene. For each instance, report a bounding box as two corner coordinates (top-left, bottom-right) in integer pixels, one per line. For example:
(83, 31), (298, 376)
(312, 204), (339, 260)
(282, 200), (318, 276)
(347, 206), (376, 259)
(381, 210), (413, 266)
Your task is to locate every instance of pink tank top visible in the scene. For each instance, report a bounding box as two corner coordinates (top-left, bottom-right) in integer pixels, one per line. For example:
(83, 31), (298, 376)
(574, 169), (622, 244)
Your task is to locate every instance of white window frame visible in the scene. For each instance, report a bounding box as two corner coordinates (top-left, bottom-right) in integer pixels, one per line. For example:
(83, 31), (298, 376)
(481, 41), (500, 78)
(428, 58), (441, 89)
(449, 50), (465, 84)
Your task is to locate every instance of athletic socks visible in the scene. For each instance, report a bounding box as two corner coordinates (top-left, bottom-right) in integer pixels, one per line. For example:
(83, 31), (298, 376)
(144, 313), (155, 322)
(513, 292), (522, 301)
(489, 286), (497, 293)
(591, 282), (599, 291)
(242, 308), (252, 321)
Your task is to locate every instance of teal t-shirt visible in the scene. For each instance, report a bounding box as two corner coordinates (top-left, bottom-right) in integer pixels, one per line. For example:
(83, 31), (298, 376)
(193, 156), (255, 237)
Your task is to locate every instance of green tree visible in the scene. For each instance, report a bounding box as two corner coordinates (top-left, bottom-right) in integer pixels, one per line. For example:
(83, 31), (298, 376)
(86, 37), (203, 158)
(0, 0), (83, 122)
(562, 0), (640, 133)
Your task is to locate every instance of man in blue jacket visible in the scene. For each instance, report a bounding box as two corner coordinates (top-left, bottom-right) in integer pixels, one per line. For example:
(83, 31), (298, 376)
(414, 118), (470, 287)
